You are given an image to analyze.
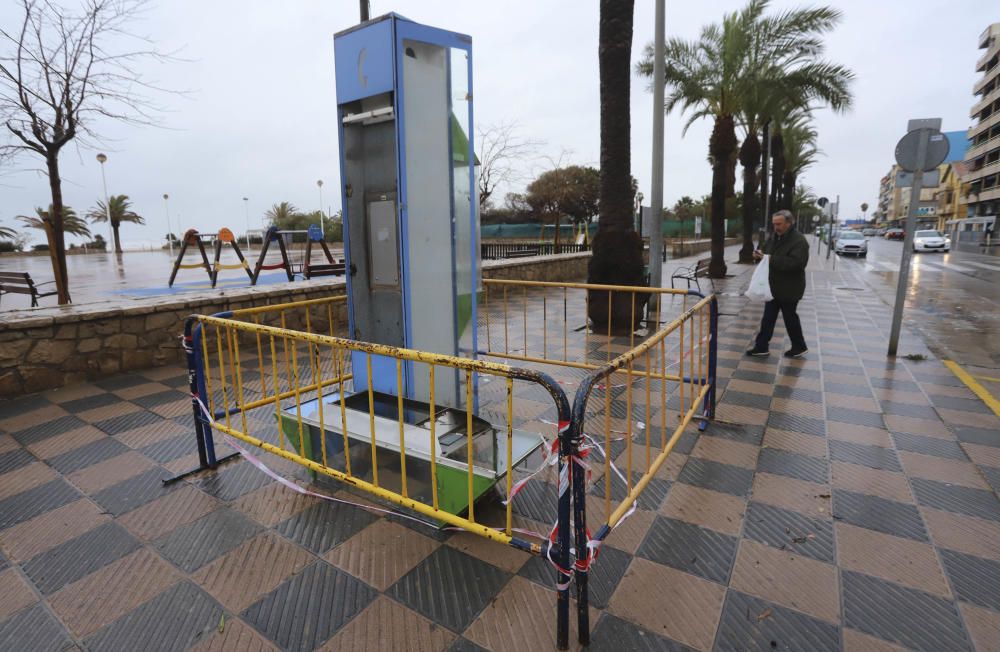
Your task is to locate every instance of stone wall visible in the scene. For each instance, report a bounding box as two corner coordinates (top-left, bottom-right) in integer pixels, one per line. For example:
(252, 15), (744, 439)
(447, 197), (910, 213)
(0, 252), (591, 396)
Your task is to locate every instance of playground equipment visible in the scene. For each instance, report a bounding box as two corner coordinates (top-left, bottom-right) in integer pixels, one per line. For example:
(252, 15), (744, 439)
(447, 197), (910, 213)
(209, 228), (253, 288)
(168, 229), (213, 287)
(302, 223), (345, 278)
(250, 226), (307, 284)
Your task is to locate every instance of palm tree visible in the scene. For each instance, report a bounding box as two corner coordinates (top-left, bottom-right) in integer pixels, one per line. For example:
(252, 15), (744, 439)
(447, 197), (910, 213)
(17, 206), (91, 238)
(87, 195), (145, 254)
(587, 0), (644, 332)
(779, 120), (821, 210)
(265, 202), (298, 226)
(0, 224), (15, 240)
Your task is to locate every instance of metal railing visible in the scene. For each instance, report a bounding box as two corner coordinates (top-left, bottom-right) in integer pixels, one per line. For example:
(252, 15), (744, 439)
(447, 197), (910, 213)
(480, 242), (589, 260)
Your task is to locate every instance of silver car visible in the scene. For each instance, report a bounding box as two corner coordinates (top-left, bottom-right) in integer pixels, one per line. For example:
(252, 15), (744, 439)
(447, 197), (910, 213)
(835, 231), (868, 257)
(913, 230), (950, 253)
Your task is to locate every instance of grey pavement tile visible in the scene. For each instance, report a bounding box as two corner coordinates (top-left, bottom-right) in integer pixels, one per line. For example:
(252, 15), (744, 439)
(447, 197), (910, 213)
(742, 501), (835, 563)
(928, 394), (993, 414)
(91, 466), (177, 516)
(637, 515), (738, 584)
(59, 392), (120, 414)
(22, 522), (141, 594)
(891, 432), (969, 460)
(732, 369), (776, 385)
(832, 489), (928, 542)
(721, 390), (771, 410)
(388, 546), (509, 633)
(828, 440), (901, 472)
(519, 543), (631, 609)
(154, 507), (262, 572)
(880, 401), (940, 420)
(86, 581), (222, 652)
(275, 500), (379, 554)
(714, 589), (840, 652)
(822, 362), (864, 375)
(46, 436), (129, 475)
(0, 603), (72, 652)
(982, 465), (1000, 494)
(826, 407), (884, 429)
(0, 448), (35, 475)
(953, 426), (1000, 448)
(95, 374), (151, 391)
(678, 458), (754, 497)
(841, 570), (970, 652)
(822, 382), (872, 399)
(0, 478), (81, 530)
(869, 377), (921, 392)
(939, 549), (1000, 611)
(242, 561), (376, 650)
(130, 390), (188, 409)
(772, 385), (823, 403)
(756, 448), (829, 484)
(766, 412), (825, 437)
(910, 478), (1000, 522)
(0, 395), (52, 420)
(590, 471), (671, 512)
(591, 612), (696, 651)
(776, 366), (822, 379)
(703, 422), (764, 446)
(11, 415), (87, 447)
(139, 434), (198, 464)
(911, 372), (966, 388)
(161, 374), (191, 388)
(197, 459), (273, 502)
(94, 410), (164, 436)
(506, 477), (558, 523)
(450, 637), (490, 652)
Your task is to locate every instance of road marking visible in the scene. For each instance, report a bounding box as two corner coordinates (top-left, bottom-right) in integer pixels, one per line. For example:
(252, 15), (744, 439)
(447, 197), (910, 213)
(922, 261), (977, 273)
(974, 374), (1000, 383)
(963, 261), (1000, 272)
(944, 360), (1000, 418)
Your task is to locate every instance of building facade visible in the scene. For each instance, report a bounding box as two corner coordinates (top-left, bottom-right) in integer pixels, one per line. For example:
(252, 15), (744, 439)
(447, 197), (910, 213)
(964, 23), (1000, 219)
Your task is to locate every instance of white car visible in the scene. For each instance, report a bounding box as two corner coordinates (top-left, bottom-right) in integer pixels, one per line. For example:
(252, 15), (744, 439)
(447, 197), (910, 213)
(913, 230), (950, 253)
(834, 231), (868, 257)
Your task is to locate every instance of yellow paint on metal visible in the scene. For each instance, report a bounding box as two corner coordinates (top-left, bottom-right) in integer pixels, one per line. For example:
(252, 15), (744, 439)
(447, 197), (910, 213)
(944, 360), (1000, 417)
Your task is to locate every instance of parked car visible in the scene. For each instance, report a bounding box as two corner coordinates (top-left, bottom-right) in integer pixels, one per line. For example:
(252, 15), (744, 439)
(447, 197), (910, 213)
(835, 231), (868, 257)
(884, 228), (904, 240)
(877, 227), (888, 236)
(862, 228), (877, 236)
(913, 229), (950, 253)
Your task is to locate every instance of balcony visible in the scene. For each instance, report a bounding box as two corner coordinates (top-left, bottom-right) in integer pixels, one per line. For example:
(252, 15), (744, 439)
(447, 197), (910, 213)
(969, 110), (1000, 142)
(971, 83), (1000, 118)
(973, 62), (1000, 95)
(966, 130), (1000, 160)
(964, 158), (1000, 184)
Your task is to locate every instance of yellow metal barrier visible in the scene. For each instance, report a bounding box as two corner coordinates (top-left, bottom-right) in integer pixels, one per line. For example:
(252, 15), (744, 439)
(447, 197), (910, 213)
(185, 308), (571, 554)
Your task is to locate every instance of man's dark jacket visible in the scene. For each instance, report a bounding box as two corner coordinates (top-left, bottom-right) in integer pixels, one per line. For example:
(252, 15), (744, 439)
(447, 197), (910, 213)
(761, 227), (809, 302)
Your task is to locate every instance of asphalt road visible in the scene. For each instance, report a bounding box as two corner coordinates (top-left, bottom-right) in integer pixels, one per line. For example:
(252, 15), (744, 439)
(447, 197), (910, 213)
(823, 234), (1000, 369)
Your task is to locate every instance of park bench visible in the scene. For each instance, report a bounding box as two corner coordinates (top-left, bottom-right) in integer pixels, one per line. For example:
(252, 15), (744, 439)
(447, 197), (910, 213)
(670, 257), (714, 294)
(0, 272), (59, 307)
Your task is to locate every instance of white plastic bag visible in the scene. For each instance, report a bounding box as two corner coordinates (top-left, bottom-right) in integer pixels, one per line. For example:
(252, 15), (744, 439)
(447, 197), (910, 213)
(745, 255), (773, 301)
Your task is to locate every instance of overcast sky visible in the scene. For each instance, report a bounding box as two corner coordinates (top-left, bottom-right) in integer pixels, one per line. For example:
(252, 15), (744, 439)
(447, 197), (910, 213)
(0, 0), (990, 247)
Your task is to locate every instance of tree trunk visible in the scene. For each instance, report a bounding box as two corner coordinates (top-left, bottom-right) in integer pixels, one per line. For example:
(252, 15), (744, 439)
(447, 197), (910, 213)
(707, 114), (736, 278)
(782, 171), (796, 211)
(588, 0), (645, 332)
(45, 153), (71, 305)
(113, 223), (123, 254)
(554, 214), (561, 254)
(738, 131), (761, 263)
(769, 132), (784, 232)
(759, 121), (770, 238)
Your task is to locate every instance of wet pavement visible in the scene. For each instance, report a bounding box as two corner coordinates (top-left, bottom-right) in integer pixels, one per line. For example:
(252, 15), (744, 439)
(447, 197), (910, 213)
(0, 247), (999, 651)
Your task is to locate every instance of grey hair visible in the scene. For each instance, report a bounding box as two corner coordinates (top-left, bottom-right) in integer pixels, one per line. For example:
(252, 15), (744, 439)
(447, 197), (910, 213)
(772, 209), (795, 223)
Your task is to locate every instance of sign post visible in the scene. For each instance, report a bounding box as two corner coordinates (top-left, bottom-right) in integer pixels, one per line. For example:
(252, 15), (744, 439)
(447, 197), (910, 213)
(887, 119), (949, 357)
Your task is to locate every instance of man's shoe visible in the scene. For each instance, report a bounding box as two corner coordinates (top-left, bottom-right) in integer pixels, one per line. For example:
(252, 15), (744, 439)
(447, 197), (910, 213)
(784, 347), (809, 358)
(745, 347), (770, 357)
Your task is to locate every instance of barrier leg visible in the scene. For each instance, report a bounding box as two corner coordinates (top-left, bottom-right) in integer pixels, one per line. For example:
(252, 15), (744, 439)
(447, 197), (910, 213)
(556, 432), (572, 650)
(571, 422), (591, 646)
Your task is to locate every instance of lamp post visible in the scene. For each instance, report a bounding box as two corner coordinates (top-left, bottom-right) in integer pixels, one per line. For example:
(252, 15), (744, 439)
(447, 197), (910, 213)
(317, 180), (325, 239)
(96, 153), (113, 252)
(243, 197), (251, 252)
(163, 193), (173, 257)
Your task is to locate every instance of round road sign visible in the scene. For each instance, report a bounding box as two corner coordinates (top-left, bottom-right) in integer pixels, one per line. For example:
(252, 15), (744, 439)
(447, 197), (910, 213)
(812, 216), (820, 223)
(895, 128), (949, 172)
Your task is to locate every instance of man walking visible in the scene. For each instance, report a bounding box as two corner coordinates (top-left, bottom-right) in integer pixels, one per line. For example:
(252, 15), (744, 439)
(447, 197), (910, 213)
(746, 209), (810, 358)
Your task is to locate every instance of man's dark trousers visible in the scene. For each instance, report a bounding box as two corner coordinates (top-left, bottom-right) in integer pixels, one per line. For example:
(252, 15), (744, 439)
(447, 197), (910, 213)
(754, 299), (807, 352)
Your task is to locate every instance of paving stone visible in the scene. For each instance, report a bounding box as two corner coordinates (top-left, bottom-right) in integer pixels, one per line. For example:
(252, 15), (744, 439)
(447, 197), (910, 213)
(520, 543), (631, 609)
(59, 392), (121, 414)
(742, 501), (834, 563)
(275, 500), (379, 555)
(388, 546), (509, 633)
(891, 431), (968, 460)
(701, 422), (765, 446)
(22, 522), (141, 594)
(868, 377), (920, 392)
(91, 466), (177, 516)
(826, 406), (885, 429)
(636, 515), (738, 584)
(94, 410), (164, 436)
(828, 440), (901, 472)
(0, 603), (73, 651)
(953, 426), (1000, 448)
(155, 508), (263, 573)
(841, 570), (970, 652)
(714, 589), (840, 652)
(910, 477), (1000, 522)
(832, 489), (928, 542)
(95, 374), (151, 391)
(0, 478), (81, 530)
(11, 415), (87, 447)
(590, 612), (695, 651)
(879, 401), (940, 420)
(823, 382), (873, 399)
(772, 385), (823, 403)
(766, 412), (825, 437)
(46, 436), (129, 475)
(756, 448), (828, 484)
(678, 457), (754, 497)
(197, 460), (273, 502)
(0, 395), (54, 420)
(0, 448), (35, 476)
(85, 581), (223, 652)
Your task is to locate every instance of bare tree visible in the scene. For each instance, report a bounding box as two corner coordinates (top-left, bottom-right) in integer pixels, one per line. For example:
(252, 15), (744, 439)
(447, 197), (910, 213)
(0, 0), (169, 304)
(476, 120), (543, 209)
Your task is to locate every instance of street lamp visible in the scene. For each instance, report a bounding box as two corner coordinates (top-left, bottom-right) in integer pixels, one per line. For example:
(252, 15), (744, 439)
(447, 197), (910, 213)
(317, 179), (325, 239)
(96, 153), (113, 252)
(163, 193), (173, 257)
(242, 197), (251, 252)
